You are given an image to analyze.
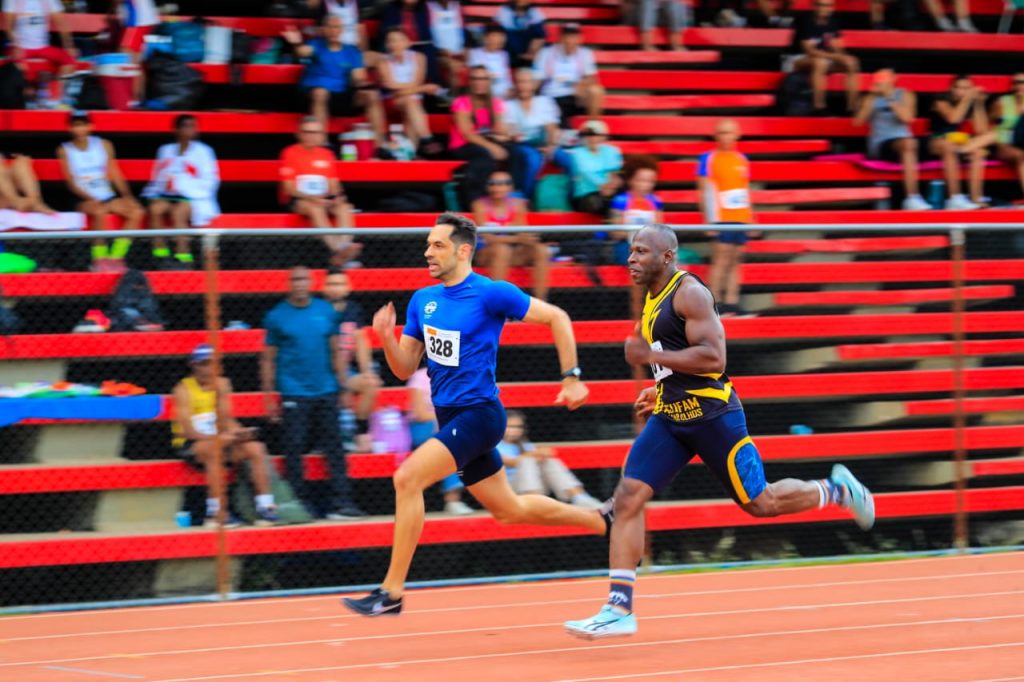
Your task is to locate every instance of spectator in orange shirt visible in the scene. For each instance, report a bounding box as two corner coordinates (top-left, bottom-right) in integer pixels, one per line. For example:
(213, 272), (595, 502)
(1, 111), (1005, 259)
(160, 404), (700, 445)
(279, 116), (361, 267)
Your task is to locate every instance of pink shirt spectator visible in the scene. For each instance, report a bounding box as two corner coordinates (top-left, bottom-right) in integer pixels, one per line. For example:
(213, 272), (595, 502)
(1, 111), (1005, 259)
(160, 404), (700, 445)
(448, 95), (506, 150)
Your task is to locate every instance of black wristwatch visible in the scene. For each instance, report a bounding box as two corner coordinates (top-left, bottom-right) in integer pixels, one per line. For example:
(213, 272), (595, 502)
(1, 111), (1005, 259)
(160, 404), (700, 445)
(560, 366), (582, 380)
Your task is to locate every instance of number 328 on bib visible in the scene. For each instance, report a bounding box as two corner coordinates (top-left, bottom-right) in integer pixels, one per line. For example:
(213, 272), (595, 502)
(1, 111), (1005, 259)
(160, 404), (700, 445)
(425, 326), (461, 367)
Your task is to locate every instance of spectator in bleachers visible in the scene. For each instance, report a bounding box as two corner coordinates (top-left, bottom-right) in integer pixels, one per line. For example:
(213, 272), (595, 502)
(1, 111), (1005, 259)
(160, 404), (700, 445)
(3, 0), (77, 106)
(504, 67), (559, 198)
(610, 155), (663, 265)
(787, 0), (859, 115)
(494, 0), (546, 67)
(323, 265), (381, 454)
(450, 65), (512, 206)
(992, 73), (1024, 201)
(0, 154), (53, 214)
(379, 0), (442, 88)
(110, 0), (160, 105)
(473, 169), (549, 301)
(282, 15), (386, 145)
(702, 0), (790, 28)
(698, 119), (755, 317)
(378, 27), (442, 155)
(279, 116), (362, 267)
(407, 367), (474, 515)
(469, 23), (514, 99)
(564, 119), (623, 215)
(172, 343), (280, 528)
(497, 410), (602, 508)
(853, 69), (931, 211)
(57, 112), (143, 273)
(309, 0), (367, 50)
(261, 265), (367, 519)
(638, 0), (686, 52)
(929, 74), (991, 209)
(427, 0), (467, 91)
(142, 114), (221, 270)
(920, 0), (976, 31)
(533, 22), (604, 128)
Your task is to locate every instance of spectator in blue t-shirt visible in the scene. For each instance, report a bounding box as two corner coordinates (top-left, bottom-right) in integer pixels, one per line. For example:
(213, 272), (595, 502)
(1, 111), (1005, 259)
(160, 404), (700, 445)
(562, 119), (623, 215)
(261, 266), (366, 519)
(282, 15), (386, 146)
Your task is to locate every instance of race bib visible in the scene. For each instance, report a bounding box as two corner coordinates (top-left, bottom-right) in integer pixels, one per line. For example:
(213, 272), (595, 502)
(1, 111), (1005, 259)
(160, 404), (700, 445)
(191, 412), (216, 436)
(425, 326), (461, 367)
(719, 188), (750, 210)
(554, 57), (577, 84)
(296, 174), (329, 197)
(624, 209), (656, 226)
(649, 340), (672, 382)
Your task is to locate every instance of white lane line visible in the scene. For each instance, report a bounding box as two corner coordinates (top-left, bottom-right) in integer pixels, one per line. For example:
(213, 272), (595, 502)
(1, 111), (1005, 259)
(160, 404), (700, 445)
(2, 590), (1020, 669)
(553, 642), (1024, 681)
(5, 567), (1021, 643)
(41, 665), (146, 679)
(153, 619), (1024, 681)
(5, 550), (1016, 621)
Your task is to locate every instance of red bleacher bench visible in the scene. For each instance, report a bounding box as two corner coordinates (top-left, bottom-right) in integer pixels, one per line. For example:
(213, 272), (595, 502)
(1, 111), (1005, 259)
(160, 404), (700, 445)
(764, 285), (1015, 307)
(614, 140), (830, 155)
(835, 339), (1024, 362)
(660, 187), (889, 206)
(604, 94), (774, 111)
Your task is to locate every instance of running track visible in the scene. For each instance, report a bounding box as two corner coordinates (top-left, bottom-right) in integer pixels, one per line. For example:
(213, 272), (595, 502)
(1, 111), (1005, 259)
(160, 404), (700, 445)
(1, 552), (1022, 681)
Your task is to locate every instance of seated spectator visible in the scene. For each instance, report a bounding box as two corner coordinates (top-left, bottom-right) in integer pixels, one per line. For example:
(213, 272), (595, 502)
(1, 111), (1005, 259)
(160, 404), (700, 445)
(379, 0), (442, 87)
(698, 119), (756, 317)
(638, 0), (686, 52)
(610, 155), (663, 265)
(533, 23), (604, 127)
(494, 0), (546, 67)
(309, 0), (366, 49)
(109, 0), (161, 104)
(282, 15), (385, 145)
(469, 24), (514, 100)
(279, 117), (362, 267)
(450, 65), (512, 207)
(407, 367), (474, 515)
(563, 119), (623, 215)
(992, 73), (1024, 201)
(504, 68), (560, 198)
(3, 0), (77, 106)
(929, 74), (993, 209)
(702, 0), (790, 27)
(786, 0), (859, 115)
(172, 344), (279, 528)
(378, 27), (442, 154)
(853, 69), (930, 211)
(57, 112), (143, 274)
(497, 410), (602, 508)
(323, 266), (381, 453)
(427, 0), (467, 91)
(142, 114), (221, 270)
(473, 170), (549, 301)
(921, 0), (976, 31)
(0, 154), (53, 214)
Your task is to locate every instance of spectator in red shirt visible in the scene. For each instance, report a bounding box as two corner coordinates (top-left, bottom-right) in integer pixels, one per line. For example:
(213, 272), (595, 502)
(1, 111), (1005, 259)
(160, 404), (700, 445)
(3, 0), (77, 105)
(279, 116), (361, 267)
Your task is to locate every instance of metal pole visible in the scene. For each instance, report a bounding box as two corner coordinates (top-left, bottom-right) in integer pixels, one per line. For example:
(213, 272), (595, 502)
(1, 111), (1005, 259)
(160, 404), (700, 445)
(950, 227), (968, 552)
(203, 233), (231, 597)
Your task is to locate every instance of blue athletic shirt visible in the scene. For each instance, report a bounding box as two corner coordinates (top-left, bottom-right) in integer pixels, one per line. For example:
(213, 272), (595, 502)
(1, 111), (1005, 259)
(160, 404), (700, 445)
(404, 272), (532, 407)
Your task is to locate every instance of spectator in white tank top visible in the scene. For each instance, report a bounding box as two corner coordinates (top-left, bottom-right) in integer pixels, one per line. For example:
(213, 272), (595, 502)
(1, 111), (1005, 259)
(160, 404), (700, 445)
(468, 23), (514, 100)
(378, 27), (442, 154)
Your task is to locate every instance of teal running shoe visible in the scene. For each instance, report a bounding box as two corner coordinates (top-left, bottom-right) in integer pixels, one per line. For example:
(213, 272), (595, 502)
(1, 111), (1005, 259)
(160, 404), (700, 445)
(565, 604), (638, 640)
(831, 463), (875, 531)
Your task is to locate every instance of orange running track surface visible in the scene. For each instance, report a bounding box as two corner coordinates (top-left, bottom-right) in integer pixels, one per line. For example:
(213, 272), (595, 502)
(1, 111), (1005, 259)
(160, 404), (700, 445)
(0, 552), (1022, 681)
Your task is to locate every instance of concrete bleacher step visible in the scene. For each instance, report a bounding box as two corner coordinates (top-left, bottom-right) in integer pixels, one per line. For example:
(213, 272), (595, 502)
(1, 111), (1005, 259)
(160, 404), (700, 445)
(878, 457), (1024, 487)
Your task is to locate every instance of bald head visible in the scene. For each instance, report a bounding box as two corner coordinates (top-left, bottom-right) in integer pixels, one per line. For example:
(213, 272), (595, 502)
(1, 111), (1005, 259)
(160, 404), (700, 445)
(635, 224), (678, 254)
(715, 118), (740, 150)
(628, 224), (679, 290)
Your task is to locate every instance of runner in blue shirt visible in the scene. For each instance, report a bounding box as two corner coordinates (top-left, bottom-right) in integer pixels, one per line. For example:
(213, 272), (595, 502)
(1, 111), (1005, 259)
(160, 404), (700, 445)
(343, 212), (612, 616)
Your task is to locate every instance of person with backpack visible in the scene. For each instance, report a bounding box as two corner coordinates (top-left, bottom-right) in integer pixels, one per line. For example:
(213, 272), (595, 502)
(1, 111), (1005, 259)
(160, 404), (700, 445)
(531, 23), (603, 128)
(57, 112), (144, 273)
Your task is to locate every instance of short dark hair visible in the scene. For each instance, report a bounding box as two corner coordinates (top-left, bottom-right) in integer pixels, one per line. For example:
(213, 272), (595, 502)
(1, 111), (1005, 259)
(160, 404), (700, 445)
(436, 212), (478, 252)
(174, 114), (196, 130)
(622, 154), (659, 183)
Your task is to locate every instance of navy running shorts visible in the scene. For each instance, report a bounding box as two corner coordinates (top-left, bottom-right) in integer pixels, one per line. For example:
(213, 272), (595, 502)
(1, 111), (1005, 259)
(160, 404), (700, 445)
(715, 222), (750, 246)
(432, 400), (507, 487)
(623, 408), (767, 504)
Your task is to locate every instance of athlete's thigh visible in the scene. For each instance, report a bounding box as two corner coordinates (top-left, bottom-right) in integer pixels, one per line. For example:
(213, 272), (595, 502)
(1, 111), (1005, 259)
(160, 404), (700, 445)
(396, 436), (459, 489)
(465, 463), (517, 512)
(689, 409), (767, 505)
(622, 415), (696, 493)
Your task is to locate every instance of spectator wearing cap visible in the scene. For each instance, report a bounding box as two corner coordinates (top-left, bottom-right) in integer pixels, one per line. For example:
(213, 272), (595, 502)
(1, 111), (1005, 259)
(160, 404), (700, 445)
(142, 114), (222, 270)
(562, 119), (623, 215)
(494, 0), (546, 67)
(468, 24), (514, 99)
(261, 265), (367, 520)
(3, 0), (77, 105)
(57, 112), (144, 273)
(172, 344), (280, 528)
(532, 23), (604, 128)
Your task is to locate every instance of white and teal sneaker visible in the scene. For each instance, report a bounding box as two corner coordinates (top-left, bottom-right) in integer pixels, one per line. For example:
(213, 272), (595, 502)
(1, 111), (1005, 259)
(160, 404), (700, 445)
(831, 464), (875, 531)
(565, 604), (638, 640)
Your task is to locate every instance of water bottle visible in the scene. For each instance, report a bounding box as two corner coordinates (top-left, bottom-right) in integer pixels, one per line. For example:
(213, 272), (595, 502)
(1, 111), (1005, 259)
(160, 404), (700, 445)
(928, 180), (945, 210)
(338, 131), (357, 161)
(388, 124), (415, 161)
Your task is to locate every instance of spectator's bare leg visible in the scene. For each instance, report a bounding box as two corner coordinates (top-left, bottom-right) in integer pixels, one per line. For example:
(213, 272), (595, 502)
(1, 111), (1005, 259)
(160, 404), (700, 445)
(810, 57), (828, 110)
(897, 138), (921, 196)
(397, 95), (430, 147)
(233, 441), (272, 497)
(479, 242), (513, 282)
(952, 0), (970, 20)
(172, 202), (192, 257)
(723, 243), (744, 306)
(668, 0), (686, 51)
(309, 87), (331, 130)
(869, 0), (885, 24)
(530, 242), (550, 301)
(997, 144), (1024, 196)
(968, 146), (988, 204)
(357, 89), (387, 145)
(920, 0), (949, 24)
(10, 155), (54, 213)
(0, 160), (25, 211)
(149, 199), (171, 255)
(840, 55), (860, 112)
(328, 199), (361, 264)
(192, 441), (227, 516)
(581, 82), (605, 117)
(638, 0), (656, 50)
(930, 138), (962, 197)
(708, 240), (728, 301)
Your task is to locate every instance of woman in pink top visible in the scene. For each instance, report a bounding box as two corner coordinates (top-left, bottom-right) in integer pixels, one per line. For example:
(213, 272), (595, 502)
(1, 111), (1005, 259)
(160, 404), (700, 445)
(450, 65), (511, 206)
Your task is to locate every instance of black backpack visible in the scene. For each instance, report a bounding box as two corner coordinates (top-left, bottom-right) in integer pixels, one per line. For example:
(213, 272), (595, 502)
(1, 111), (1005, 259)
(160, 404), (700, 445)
(107, 269), (165, 332)
(143, 52), (204, 110)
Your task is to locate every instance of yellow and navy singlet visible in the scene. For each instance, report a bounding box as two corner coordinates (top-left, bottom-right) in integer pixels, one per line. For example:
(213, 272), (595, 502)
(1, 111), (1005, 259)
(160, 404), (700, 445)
(171, 376), (217, 448)
(641, 271), (742, 423)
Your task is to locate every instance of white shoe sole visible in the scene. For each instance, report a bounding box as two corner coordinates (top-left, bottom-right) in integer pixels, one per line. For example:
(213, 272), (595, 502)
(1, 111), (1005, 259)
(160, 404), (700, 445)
(564, 624), (637, 640)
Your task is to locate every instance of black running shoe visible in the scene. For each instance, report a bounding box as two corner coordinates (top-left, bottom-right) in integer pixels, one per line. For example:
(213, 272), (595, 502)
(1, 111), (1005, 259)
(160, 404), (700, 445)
(342, 588), (403, 616)
(600, 498), (616, 539)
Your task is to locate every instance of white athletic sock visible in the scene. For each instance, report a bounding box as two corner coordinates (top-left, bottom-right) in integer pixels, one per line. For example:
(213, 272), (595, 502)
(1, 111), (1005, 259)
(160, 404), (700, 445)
(814, 480), (827, 510)
(255, 494), (275, 511)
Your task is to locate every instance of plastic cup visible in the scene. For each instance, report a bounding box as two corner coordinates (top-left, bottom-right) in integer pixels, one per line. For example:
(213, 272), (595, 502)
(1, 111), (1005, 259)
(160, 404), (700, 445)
(175, 511), (192, 528)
